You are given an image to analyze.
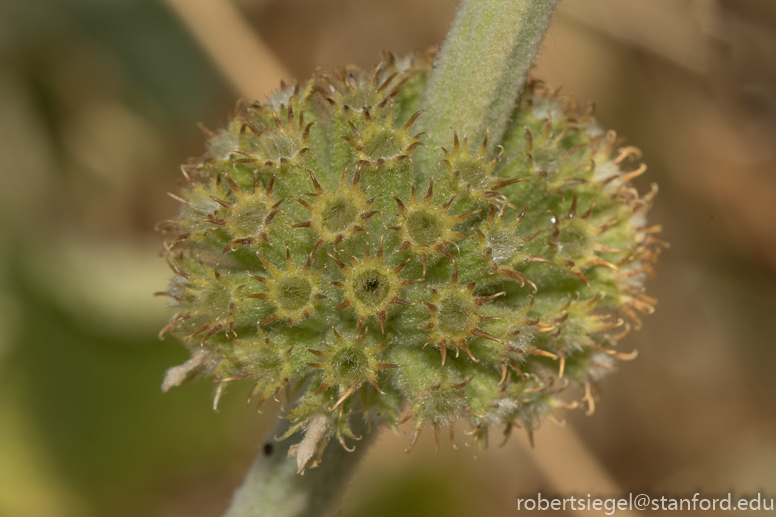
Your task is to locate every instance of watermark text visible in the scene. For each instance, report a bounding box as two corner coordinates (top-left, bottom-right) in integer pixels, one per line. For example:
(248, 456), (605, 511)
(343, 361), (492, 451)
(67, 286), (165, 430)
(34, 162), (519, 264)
(517, 493), (774, 513)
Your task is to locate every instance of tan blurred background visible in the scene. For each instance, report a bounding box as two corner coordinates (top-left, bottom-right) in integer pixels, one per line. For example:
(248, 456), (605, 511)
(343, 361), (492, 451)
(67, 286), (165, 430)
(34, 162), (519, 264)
(1, 0), (775, 516)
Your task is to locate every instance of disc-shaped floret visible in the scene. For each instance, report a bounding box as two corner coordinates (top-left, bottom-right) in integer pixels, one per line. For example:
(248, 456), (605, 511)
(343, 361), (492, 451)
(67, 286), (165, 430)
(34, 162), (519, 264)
(218, 332), (302, 410)
(533, 293), (629, 358)
(389, 346), (472, 452)
(228, 102), (314, 171)
(160, 258), (248, 346)
(474, 375), (557, 447)
(477, 204), (551, 268)
(329, 237), (418, 334)
(211, 174), (284, 251)
(439, 130), (523, 200)
(162, 172), (284, 255)
(497, 82), (592, 190)
(391, 180), (478, 275)
(458, 362), (551, 450)
(343, 107), (425, 167)
(546, 195), (625, 285)
(245, 247), (325, 325)
(292, 168), (379, 248)
(419, 276), (506, 366)
(313, 56), (415, 115)
(159, 174), (233, 248)
(308, 327), (398, 410)
(223, 194), (273, 240)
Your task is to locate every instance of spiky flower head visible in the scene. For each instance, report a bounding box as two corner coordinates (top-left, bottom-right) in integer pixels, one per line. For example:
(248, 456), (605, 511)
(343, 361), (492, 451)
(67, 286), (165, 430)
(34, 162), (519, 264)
(158, 50), (663, 470)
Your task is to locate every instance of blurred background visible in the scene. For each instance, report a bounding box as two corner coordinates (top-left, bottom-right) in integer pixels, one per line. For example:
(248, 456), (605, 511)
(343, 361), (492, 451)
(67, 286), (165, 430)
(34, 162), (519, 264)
(1, 0), (775, 515)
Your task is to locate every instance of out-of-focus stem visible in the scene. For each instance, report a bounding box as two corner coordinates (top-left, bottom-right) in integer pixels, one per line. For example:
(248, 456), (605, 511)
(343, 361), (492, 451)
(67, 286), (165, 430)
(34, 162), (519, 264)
(161, 0), (292, 101)
(521, 423), (639, 517)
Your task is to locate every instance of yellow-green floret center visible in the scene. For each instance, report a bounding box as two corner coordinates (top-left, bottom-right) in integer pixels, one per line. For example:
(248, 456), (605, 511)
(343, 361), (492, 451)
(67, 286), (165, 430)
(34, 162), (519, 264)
(333, 348), (368, 381)
(407, 210), (444, 247)
(276, 276), (313, 311)
(322, 196), (359, 233)
(363, 128), (403, 161)
(437, 293), (474, 334)
(353, 269), (391, 308)
(228, 202), (269, 238)
(458, 160), (489, 189)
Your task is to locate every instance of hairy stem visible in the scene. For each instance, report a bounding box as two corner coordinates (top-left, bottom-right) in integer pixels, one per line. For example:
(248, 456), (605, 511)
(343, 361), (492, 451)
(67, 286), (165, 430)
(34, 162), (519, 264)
(223, 417), (376, 517)
(420, 0), (560, 160)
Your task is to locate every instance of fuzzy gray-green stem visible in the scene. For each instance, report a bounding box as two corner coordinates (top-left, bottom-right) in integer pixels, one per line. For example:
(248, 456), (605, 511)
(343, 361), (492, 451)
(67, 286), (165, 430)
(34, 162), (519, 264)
(420, 0), (560, 161)
(223, 417), (376, 517)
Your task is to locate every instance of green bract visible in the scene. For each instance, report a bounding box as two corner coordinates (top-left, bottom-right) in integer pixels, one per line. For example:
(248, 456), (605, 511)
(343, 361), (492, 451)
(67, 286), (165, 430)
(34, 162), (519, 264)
(158, 51), (662, 468)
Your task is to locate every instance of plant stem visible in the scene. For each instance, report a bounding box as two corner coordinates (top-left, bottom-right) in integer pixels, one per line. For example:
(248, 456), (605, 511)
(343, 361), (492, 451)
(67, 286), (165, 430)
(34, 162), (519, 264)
(420, 0), (560, 160)
(223, 417), (376, 517)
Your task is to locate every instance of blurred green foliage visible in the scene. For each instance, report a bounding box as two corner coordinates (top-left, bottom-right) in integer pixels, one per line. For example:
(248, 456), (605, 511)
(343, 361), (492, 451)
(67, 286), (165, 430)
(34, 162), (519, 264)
(2, 248), (243, 514)
(0, 1), (249, 515)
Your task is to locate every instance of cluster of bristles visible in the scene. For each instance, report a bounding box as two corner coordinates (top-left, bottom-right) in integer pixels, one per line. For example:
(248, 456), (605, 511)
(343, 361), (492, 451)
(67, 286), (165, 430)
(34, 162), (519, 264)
(158, 49), (663, 471)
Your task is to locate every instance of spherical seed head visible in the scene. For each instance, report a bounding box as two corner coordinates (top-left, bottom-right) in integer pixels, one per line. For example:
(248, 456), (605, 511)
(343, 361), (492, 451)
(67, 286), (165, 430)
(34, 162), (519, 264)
(158, 50), (664, 466)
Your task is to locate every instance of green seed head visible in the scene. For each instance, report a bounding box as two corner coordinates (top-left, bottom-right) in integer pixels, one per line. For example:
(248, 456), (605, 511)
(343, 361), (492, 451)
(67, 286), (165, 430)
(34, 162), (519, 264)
(158, 50), (663, 466)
